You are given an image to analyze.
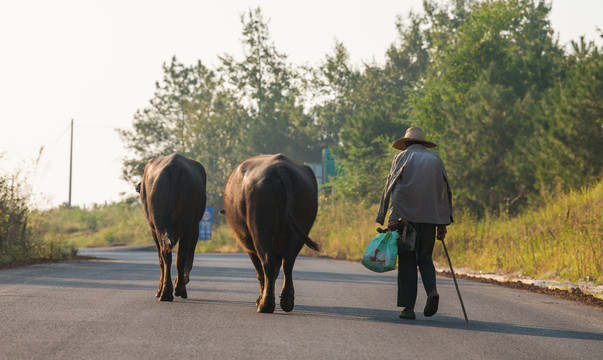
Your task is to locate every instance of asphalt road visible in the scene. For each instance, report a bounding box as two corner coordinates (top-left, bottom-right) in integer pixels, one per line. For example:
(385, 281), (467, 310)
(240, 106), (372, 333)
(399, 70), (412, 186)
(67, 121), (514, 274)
(1, 247), (601, 359)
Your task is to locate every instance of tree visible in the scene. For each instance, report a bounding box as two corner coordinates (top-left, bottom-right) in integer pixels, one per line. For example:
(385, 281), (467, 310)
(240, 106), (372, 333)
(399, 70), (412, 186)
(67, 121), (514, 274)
(334, 65), (404, 199)
(219, 7), (320, 163)
(305, 40), (359, 151)
(117, 57), (246, 208)
(410, 0), (564, 215)
(118, 57), (207, 182)
(119, 8), (320, 208)
(311, 6), (438, 201)
(532, 38), (603, 192)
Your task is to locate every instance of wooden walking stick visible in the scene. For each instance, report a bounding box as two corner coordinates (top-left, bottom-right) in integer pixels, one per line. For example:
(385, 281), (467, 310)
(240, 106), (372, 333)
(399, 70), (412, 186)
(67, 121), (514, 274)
(441, 238), (469, 323)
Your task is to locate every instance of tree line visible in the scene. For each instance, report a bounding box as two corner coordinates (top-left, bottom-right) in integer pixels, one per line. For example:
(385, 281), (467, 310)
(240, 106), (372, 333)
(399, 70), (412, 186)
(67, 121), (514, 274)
(118, 0), (603, 217)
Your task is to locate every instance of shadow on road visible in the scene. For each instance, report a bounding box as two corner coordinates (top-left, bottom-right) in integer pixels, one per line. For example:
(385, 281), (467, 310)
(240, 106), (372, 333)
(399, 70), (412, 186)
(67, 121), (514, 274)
(292, 304), (603, 341)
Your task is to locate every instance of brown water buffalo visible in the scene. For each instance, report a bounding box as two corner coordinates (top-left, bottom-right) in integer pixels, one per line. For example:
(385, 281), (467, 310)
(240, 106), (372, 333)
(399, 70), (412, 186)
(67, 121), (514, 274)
(222, 154), (319, 313)
(137, 154), (207, 301)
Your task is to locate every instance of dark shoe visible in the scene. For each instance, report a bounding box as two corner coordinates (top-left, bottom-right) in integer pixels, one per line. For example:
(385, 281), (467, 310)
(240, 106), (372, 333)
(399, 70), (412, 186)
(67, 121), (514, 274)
(424, 289), (439, 317)
(399, 308), (416, 319)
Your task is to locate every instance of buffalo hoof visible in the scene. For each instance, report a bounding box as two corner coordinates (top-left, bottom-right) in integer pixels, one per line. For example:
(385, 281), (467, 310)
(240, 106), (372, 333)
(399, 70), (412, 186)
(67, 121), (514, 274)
(256, 296), (262, 308)
(280, 293), (294, 312)
(175, 287), (187, 299)
(257, 304), (275, 313)
(257, 298), (275, 313)
(159, 292), (174, 302)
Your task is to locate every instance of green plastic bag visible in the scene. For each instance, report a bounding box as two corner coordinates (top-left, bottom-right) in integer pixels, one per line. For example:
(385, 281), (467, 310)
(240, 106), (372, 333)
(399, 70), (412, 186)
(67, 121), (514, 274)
(361, 231), (398, 272)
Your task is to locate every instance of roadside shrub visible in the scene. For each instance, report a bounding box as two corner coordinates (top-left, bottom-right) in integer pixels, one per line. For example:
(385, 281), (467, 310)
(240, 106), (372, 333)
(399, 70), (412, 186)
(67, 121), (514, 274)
(0, 174), (29, 263)
(0, 161), (76, 266)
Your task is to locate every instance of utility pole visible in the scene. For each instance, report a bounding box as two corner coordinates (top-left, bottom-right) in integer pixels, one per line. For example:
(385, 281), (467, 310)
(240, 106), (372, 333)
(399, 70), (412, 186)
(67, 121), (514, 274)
(68, 119), (73, 209)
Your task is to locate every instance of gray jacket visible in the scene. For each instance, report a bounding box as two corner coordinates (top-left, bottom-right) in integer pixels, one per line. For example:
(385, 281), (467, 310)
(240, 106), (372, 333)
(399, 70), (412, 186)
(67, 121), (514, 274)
(376, 144), (453, 225)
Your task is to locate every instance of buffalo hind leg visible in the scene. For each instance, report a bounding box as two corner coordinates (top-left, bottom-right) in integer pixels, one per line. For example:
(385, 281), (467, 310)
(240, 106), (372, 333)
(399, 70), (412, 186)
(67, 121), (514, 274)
(152, 231), (164, 298)
(280, 256), (296, 312)
(258, 255), (281, 313)
(248, 253), (264, 308)
(176, 240), (196, 299)
(159, 247), (174, 301)
(174, 241), (188, 299)
(175, 228), (195, 299)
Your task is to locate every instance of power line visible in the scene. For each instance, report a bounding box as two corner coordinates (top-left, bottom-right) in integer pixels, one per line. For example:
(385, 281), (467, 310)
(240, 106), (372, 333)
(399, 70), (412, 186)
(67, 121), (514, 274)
(45, 124), (71, 151)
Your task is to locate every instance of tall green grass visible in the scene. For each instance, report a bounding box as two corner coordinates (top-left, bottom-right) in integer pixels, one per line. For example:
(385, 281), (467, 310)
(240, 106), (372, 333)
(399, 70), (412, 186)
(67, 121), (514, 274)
(439, 181), (602, 284)
(304, 181), (602, 285)
(35, 201), (150, 248)
(36, 201), (242, 252)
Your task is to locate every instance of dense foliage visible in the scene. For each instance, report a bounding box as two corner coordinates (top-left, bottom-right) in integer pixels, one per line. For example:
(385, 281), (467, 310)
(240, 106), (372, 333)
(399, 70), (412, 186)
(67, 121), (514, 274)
(119, 0), (603, 217)
(0, 159), (75, 265)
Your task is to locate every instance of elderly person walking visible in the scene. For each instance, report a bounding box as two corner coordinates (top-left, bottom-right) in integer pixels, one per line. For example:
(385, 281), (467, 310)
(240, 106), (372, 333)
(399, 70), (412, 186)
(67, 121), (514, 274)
(376, 127), (453, 320)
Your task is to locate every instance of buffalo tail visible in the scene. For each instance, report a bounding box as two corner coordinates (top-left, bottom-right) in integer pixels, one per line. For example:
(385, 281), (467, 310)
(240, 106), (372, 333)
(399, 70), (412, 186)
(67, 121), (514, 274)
(276, 166), (320, 252)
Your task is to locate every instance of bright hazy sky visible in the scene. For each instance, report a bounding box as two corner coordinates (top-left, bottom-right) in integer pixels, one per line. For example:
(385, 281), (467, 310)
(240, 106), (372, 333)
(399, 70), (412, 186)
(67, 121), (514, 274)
(1, 0), (601, 209)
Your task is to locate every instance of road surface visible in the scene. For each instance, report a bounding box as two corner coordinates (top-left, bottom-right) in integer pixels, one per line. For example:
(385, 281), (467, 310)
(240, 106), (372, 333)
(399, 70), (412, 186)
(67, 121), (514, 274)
(0, 247), (601, 359)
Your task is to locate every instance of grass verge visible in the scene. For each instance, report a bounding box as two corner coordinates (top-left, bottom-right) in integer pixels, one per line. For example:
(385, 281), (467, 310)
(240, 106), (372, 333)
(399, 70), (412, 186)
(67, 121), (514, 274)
(303, 181), (602, 286)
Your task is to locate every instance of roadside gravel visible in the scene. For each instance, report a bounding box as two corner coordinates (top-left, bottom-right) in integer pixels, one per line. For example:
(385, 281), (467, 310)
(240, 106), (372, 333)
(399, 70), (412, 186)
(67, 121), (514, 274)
(435, 265), (603, 308)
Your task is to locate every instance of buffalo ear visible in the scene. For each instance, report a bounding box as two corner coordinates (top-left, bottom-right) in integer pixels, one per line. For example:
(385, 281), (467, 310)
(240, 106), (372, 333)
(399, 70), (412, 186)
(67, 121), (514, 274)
(135, 182), (141, 193)
(219, 209), (225, 215)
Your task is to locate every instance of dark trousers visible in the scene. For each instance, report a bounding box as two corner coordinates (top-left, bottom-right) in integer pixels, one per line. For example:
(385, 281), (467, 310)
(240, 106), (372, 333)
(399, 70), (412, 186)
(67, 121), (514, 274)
(397, 223), (437, 308)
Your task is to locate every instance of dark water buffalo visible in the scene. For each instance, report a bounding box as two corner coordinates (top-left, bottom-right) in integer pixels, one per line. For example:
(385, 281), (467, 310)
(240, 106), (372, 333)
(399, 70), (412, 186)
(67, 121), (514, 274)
(222, 154), (319, 313)
(137, 154), (207, 301)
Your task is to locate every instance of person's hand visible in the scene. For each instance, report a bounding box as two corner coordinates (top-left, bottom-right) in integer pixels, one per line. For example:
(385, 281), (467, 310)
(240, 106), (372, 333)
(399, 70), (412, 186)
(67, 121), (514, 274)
(388, 219), (398, 232)
(436, 225), (447, 241)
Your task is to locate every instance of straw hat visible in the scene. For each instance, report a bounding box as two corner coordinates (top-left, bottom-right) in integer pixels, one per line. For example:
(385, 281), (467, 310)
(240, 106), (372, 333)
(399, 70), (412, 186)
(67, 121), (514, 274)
(392, 126), (437, 150)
